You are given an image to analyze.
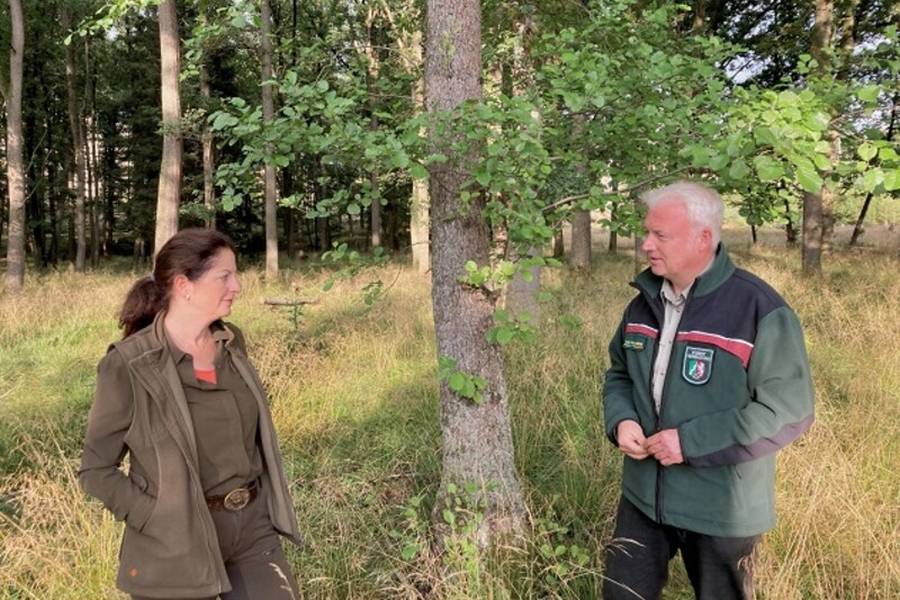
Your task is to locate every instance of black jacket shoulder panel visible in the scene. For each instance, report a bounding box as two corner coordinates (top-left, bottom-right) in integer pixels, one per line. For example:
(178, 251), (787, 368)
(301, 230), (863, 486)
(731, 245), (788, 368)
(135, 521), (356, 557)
(679, 268), (788, 346)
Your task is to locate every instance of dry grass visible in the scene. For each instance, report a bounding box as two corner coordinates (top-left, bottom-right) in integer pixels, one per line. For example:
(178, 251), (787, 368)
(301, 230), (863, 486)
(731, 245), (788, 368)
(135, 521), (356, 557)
(1, 236), (898, 599)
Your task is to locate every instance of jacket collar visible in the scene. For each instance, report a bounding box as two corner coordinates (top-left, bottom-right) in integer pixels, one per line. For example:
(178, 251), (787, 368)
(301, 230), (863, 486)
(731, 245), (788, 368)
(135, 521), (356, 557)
(632, 243), (735, 300)
(165, 318), (234, 365)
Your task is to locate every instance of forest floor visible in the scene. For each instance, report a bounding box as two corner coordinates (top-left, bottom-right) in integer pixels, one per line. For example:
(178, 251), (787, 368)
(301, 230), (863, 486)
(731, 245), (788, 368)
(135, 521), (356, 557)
(1, 229), (898, 599)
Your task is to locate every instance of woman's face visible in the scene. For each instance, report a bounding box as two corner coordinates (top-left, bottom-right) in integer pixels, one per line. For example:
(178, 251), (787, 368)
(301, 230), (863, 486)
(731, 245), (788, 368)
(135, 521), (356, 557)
(184, 249), (241, 321)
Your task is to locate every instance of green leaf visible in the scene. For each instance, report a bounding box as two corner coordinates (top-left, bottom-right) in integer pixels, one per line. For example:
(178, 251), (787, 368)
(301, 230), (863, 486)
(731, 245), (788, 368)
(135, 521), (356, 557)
(728, 159), (750, 180)
(347, 203), (361, 216)
(857, 143), (877, 162)
(709, 154), (729, 171)
(796, 167), (823, 193)
(410, 163), (428, 180)
(860, 168), (884, 192)
(496, 328), (515, 345)
(883, 168), (899, 191)
(753, 127), (778, 147)
(753, 156), (783, 182)
(813, 153), (831, 171)
(879, 147), (899, 161)
(857, 85), (880, 103)
(401, 544), (419, 561)
(691, 146), (710, 167)
(442, 509), (456, 526)
(448, 372), (466, 393)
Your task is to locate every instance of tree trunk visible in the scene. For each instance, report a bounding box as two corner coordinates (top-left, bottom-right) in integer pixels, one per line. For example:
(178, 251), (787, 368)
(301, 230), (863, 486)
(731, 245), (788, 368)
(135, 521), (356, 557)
(850, 91), (896, 246)
(154, 0), (182, 254)
(4, 0), (26, 293)
(802, 191), (823, 274)
(506, 245), (541, 319)
(569, 210), (591, 270)
(87, 47), (101, 264)
(366, 7), (383, 249)
(200, 61), (215, 229)
(552, 228), (564, 258)
(261, 0), (278, 278)
(569, 115), (591, 270)
(608, 200), (619, 254)
(426, 0), (526, 546)
(406, 35), (430, 272)
(784, 194), (797, 245)
(802, 0), (834, 275)
(505, 16), (544, 314)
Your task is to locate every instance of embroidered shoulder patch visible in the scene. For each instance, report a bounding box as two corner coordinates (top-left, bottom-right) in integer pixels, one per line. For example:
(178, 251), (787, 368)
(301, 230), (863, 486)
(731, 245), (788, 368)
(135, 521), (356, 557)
(682, 346), (714, 385)
(623, 339), (645, 351)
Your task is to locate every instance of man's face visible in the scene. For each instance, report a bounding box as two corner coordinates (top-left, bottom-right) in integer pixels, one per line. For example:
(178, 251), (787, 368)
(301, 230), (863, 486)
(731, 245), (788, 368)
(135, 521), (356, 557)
(641, 198), (713, 290)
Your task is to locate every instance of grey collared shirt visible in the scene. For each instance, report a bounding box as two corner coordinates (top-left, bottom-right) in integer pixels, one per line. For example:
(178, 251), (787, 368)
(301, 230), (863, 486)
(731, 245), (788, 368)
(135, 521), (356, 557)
(651, 279), (692, 414)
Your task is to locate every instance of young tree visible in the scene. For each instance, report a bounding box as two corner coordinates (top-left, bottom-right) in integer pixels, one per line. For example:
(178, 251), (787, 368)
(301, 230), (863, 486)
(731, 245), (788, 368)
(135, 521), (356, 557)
(801, 0), (834, 275)
(63, 7), (87, 272)
(3, 0), (25, 293)
(261, 0), (278, 277)
(198, 3), (215, 230)
(154, 0), (181, 253)
(425, 0), (527, 544)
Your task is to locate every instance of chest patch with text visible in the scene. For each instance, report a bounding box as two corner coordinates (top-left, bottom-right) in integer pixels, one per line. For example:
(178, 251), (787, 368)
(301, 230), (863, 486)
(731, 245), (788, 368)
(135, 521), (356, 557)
(623, 339), (645, 351)
(682, 346), (714, 385)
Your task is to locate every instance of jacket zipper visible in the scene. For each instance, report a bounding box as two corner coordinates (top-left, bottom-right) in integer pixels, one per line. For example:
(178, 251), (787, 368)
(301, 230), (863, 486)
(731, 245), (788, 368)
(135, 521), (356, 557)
(641, 290), (667, 524)
(643, 285), (695, 525)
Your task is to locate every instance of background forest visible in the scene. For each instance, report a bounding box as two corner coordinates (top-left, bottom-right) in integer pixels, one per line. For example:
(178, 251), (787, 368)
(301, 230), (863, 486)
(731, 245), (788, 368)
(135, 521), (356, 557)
(1, 0), (898, 598)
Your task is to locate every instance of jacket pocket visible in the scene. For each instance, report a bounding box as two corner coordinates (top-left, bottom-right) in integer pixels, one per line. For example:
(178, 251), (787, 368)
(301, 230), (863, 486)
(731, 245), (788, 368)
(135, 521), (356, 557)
(127, 471), (157, 533)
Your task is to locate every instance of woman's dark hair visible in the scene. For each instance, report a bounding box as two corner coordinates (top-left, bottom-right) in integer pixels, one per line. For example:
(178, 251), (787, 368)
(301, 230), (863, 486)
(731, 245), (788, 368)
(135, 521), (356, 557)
(119, 228), (236, 337)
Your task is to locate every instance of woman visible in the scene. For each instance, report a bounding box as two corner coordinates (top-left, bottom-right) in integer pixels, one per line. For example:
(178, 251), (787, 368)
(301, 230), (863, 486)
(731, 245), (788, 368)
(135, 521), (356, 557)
(79, 229), (301, 600)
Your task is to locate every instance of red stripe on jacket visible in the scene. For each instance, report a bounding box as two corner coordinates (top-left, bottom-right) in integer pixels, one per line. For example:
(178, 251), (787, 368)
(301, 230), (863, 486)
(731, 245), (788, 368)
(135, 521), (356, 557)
(676, 330), (754, 368)
(625, 323), (659, 339)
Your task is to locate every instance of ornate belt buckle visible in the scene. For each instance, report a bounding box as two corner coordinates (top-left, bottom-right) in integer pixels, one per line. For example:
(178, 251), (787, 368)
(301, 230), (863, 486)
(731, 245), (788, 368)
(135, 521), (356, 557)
(223, 487), (250, 511)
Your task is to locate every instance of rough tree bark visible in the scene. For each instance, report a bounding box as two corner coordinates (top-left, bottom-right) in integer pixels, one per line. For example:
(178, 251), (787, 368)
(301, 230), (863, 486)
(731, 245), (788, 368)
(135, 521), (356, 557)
(568, 116), (591, 269)
(365, 6), (382, 249)
(569, 210), (592, 269)
(62, 7), (86, 272)
(802, 0), (834, 275)
(409, 33), (430, 273)
(200, 28), (215, 229)
(426, 0), (527, 546)
(261, 0), (278, 278)
(3, 0), (25, 293)
(384, 3), (429, 272)
(154, 0), (182, 254)
(505, 15), (543, 318)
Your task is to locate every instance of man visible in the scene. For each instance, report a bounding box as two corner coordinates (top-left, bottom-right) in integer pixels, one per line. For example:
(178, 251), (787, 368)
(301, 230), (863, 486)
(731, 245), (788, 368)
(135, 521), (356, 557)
(602, 181), (814, 599)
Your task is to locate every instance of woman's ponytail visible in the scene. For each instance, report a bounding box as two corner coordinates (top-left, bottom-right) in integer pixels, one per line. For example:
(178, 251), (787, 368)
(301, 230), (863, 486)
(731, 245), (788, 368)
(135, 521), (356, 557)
(119, 275), (163, 338)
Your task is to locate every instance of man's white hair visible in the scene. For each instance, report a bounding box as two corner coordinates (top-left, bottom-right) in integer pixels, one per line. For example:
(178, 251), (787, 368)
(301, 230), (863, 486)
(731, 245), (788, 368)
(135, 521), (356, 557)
(641, 180), (723, 245)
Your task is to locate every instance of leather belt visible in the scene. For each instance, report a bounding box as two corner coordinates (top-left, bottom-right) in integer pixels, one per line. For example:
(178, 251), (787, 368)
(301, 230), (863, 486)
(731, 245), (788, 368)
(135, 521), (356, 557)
(206, 479), (259, 512)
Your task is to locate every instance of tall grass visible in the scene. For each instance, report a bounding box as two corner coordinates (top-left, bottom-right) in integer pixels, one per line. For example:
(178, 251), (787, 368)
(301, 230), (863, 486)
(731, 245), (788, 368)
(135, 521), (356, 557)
(1, 237), (898, 599)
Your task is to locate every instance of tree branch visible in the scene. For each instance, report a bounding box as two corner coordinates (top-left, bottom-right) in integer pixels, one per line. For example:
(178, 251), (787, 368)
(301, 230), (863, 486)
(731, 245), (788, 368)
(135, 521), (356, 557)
(542, 166), (694, 213)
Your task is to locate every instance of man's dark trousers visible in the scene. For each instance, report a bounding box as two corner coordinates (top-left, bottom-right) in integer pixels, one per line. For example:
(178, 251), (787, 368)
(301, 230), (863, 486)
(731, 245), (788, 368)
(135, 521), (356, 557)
(603, 497), (758, 600)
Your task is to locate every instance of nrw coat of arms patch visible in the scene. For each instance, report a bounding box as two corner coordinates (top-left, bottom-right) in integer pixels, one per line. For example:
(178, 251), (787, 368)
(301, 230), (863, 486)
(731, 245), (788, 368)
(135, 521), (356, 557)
(682, 346), (714, 385)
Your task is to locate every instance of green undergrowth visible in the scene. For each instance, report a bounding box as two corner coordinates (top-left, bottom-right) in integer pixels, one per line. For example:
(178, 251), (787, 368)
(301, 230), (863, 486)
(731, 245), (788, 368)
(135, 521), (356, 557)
(1, 239), (898, 598)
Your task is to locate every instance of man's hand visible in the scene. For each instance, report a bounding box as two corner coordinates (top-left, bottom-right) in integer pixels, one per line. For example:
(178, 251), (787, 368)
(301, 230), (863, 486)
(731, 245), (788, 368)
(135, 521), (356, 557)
(616, 420), (650, 460)
(645, 429), (684, 466)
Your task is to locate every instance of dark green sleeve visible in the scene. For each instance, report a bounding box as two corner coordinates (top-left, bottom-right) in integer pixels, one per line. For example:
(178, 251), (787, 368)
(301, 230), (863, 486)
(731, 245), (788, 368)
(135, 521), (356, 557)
(678, 307), (815, 466)
(78, 349), (156, 530)
(603, 317), (640, 446)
